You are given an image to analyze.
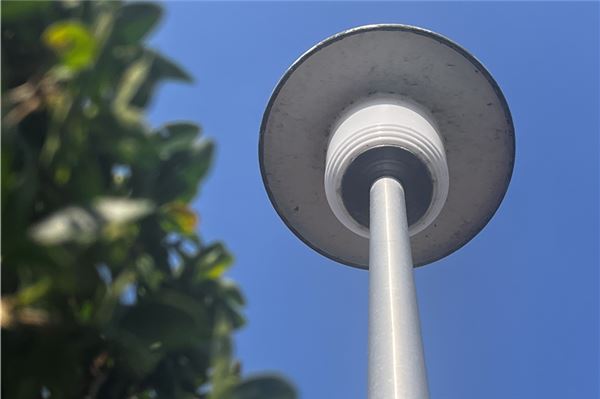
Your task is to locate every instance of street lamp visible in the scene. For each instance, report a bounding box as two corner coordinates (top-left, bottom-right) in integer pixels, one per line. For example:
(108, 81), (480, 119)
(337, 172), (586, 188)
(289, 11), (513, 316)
(259, 24), (515, 399)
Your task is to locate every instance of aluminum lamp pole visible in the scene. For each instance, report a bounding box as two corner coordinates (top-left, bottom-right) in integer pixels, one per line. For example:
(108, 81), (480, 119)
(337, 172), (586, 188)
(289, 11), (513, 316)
(325, 96), (443, 398)
(369, 177), (429, 399)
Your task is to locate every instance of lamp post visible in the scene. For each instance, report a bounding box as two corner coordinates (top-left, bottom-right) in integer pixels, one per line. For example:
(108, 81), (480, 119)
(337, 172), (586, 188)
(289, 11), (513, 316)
(259, 25), (515, 399)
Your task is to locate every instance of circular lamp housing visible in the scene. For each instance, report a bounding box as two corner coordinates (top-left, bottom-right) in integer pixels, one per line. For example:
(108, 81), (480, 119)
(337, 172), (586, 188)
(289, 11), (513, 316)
(259, 24), (515, 268)
(324, 95), (449, 239)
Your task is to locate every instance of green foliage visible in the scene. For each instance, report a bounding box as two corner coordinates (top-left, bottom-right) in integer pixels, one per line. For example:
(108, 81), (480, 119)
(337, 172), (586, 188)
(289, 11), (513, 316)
(1, 1), (295, 398)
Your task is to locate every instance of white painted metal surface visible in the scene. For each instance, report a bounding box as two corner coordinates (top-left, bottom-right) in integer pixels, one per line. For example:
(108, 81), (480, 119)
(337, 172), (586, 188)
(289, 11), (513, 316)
(324, 95), (448, 238)
(369, 177), (429, 399)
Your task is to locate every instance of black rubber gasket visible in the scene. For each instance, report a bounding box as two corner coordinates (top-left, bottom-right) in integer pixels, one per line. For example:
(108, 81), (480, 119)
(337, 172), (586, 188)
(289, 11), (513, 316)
(341, 146), (433, 229)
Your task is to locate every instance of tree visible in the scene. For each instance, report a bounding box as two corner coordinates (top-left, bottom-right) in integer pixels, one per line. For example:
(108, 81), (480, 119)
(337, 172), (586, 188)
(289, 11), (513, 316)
(1, 2), (295, 398)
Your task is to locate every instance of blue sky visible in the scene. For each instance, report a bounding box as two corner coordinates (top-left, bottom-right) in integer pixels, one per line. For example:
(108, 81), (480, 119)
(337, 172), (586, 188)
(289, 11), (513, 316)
(148, 2), (599, 398)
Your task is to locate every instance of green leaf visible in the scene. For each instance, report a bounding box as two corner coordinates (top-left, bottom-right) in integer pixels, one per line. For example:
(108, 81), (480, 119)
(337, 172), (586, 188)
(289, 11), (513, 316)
(42, 21), (97, 71)
(153, 139), (214, 204)
(113, 2), (162, 44)
(228, 375), (297, 399)
(158, 122), (201, 159)
(118, 289), (210, 351)
(160, 202), (198, 235)
(209, 315), (238, 399)
(135, 254), (163, 291)
(113, 329), (163, 376)
(95, 270), (137, 324)
(220, 280), (245, 308)
(29, 199), (153, 246)
(150, 51), (192, 82)
(161, 122), (200, 139)
(113, 55), (153, 124)
(93, 197), (155, 224)
(16, 278), (52, 306)
(177, 140), (215, 202)
(130, 52), (192, 108)
(196, 243), (233, 280)
(1, 1), (51, 23)
(29, 206), (99, 245)
(217, 280), (246, 330)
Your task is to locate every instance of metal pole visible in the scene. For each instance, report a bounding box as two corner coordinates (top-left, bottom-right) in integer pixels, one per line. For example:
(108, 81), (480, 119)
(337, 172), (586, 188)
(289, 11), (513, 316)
(368, 177), (430, 399)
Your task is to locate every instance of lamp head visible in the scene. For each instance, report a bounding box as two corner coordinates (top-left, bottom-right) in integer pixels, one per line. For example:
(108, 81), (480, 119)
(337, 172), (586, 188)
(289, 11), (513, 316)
(259, 24), (515, 268)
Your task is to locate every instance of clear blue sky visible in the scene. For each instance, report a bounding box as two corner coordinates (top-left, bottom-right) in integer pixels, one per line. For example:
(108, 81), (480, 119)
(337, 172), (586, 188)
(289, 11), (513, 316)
(148, 2), (599, 398)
